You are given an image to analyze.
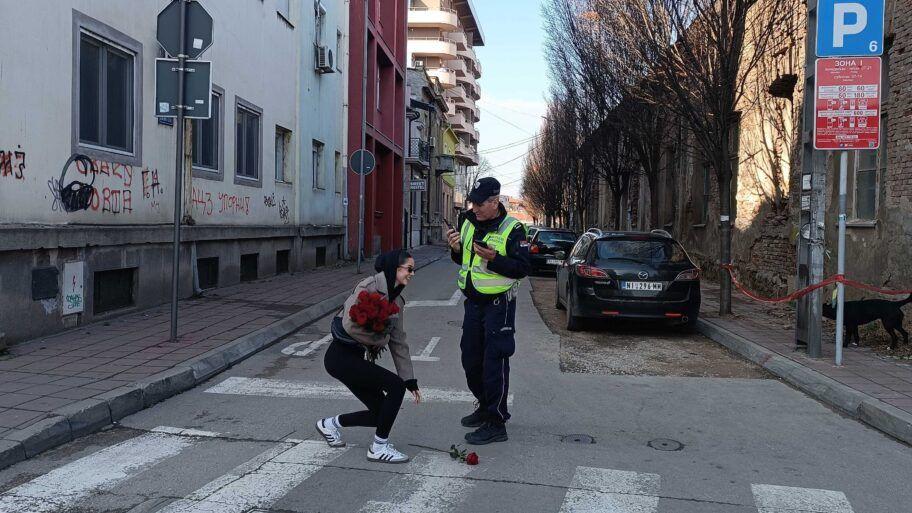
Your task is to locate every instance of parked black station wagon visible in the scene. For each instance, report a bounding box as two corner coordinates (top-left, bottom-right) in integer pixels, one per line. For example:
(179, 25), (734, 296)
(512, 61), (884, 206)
(528, 228), (578, 274)
(555, 230), (701, 331)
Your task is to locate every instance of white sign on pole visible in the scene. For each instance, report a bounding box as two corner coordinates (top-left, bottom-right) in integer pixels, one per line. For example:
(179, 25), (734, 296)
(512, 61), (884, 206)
(62, 262), (85, 315)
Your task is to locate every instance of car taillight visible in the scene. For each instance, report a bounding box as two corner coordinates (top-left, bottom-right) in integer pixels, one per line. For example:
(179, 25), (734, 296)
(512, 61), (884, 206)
(530, 245), (539, 254)
(576, 265), (608, 278)
(675, 268), (700, 281)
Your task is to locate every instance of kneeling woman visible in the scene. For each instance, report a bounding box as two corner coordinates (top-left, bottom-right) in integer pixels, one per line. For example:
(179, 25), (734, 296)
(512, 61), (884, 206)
(316, 250), (420, 463)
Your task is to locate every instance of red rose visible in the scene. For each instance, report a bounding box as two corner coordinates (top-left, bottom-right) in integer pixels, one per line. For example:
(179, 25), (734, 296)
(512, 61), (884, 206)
(372, 321), (385, 333)
(465, 452), (479, 465)
(355, 313), (369, 326)
(358, 290), (370, 302)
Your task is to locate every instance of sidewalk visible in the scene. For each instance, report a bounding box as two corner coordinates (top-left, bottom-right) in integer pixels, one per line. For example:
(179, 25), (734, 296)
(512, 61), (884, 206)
(0, 244), (449, 468)
(697, 282), (912, 445)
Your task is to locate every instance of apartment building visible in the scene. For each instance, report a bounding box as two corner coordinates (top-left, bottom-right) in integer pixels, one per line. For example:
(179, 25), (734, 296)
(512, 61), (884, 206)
(346, 0), (409, 257)
(0, 0), (348, 344)
(406, 0), (484, 170)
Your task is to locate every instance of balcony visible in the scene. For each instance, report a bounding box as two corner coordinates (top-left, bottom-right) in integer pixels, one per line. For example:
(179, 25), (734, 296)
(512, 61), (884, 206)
(449, 110), (469, 131)
(473, 58), (482, 78)
(406, 138), (431, 168)
(408, 8), (459, 31)
(448, 31), (468, 51)
(458, 46), (477, 64)
(447, 59), (467, 77)
(408, 36), (458, 60)
(456, 141), (479, 166)
(472, 81), (481, 100)
(427, 67), (457, 89)
(445, 86), (466, 104)
(457, 70), (476, 90)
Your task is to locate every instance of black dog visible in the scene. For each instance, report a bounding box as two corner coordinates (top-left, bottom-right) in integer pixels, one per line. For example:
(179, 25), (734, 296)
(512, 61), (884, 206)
(823, 294), (912, 350)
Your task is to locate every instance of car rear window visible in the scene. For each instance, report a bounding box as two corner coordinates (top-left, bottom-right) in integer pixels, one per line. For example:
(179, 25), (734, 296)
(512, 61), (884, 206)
(536, 231), (576, 244)
(594, 239), (688, 264)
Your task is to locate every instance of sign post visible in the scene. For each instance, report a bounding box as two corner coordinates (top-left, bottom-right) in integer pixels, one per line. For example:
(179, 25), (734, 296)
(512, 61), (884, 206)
(156, 0), (214, 342)
(350, 149), (376, 274)
(814, 0), (884, 364)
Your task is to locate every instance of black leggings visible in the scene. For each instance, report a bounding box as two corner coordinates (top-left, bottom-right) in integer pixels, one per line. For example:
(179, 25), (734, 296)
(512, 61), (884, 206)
(324, 340), (406, 439)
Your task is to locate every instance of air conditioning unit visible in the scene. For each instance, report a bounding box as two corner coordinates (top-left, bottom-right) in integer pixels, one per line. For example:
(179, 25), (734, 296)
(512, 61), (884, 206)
(315, 46), (335, 73)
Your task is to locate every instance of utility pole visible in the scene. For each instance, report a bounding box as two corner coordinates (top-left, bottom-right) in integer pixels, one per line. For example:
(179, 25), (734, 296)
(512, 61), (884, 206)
(357, 0), (368, 273)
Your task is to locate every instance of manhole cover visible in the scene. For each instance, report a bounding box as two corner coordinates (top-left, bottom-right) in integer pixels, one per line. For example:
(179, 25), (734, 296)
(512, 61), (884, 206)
(561, 434), (595, 444)
(647, 438), (684, 451)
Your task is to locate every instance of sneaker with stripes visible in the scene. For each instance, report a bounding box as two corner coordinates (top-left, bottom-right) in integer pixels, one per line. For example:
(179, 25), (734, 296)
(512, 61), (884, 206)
(315, 418), (345, 447)
(367, 442), (409, 464)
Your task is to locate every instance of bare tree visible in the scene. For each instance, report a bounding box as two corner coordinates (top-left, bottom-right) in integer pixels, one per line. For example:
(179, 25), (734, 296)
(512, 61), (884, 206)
(456, 157), (493, 208)
(604, 0), (790, 314)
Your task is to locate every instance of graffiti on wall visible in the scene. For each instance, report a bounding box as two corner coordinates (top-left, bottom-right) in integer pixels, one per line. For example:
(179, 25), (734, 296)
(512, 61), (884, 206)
(264, 193), (277, 208)
(141, 168), (164, 211)
(191, 186), (214, 216)
(264, 192), (290, 224)
(47, 156), (163, 215)
(218, 192), (251, 215)
(191, 187), (251, 217)
(279, 198), (290, 224)
(0, 146), (26, 180)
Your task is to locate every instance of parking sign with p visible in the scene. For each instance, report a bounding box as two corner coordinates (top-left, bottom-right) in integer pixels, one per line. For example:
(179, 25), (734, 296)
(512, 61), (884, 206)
(816, 0), (885, 57)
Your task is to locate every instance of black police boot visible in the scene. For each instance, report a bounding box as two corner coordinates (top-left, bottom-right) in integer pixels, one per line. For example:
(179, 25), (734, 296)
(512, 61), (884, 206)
(460, 406), (488, 428)
(465, 421), (508, 445)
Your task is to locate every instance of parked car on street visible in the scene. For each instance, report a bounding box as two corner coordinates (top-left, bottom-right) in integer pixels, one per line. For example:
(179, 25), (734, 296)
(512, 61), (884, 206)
(555, 230), (701, 331)
(528, 228), (578, 274)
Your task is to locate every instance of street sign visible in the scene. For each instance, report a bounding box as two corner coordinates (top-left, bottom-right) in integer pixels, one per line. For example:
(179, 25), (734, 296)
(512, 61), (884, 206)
(814, 57), (881, 150)
(350, 149), (376, 176)
(155, 58), (212, 119)
(816, 0), (884, 57)
(410, 179), (427, 191)
(157, 0), (214, 59)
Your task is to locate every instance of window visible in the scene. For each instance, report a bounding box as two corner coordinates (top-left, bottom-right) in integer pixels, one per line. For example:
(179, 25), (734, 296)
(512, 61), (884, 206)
(376, 72), (382, 111)
(570, 236), (593, 261)
(275, 126), (292, 182)
(336, 30), (344, 71)
(335, 151), (343, 193)
(235, 98), (262, 183)
(312, 140), (325, 189)
(276, 250), (290, 274)
(192, 91), (221, 173)
(853, 122), (885, 221)
(93, 268), (135, 314)
(314, 2), (326, 45)
(197, 257), (219, 289)
(240, 253), (259, 282)
(595, 239), (688, 264)
(76, 24), (140, 160)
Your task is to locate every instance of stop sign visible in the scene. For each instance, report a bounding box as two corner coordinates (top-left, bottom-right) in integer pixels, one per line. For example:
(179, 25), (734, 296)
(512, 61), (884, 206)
(157, 0), (214, 60)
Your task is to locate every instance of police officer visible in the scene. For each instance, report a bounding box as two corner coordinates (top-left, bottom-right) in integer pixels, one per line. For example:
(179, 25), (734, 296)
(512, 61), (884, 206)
(446, 177), (530, 445)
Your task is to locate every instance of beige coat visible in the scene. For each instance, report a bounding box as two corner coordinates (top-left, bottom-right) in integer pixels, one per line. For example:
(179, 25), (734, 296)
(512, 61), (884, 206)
(340, 272), (414, 381)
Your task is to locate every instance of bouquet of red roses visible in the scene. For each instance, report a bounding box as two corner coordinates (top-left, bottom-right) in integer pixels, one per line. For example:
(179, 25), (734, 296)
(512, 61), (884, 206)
(349, 291), (400, 334)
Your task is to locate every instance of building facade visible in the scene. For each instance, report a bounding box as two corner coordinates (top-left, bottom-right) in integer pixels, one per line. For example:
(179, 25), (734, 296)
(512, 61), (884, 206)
(598, 0), (909, 301)
(405, 68), (457, 248)
(0, 0), (348, 344)
(406, 0), (484, 173)
(345, 0), (408, 257)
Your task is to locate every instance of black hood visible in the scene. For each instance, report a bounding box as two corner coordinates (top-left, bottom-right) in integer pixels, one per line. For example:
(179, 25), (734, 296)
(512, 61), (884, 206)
(374, 250), (409, 302)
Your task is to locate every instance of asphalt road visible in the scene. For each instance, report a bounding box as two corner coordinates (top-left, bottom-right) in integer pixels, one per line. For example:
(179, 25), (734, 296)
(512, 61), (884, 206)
(0, 259), (910, 512)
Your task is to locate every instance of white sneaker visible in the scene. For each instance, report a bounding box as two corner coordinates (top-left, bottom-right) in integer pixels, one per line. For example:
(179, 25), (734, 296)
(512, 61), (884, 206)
(367, 443), (409, 464)
(315, 418), (345, 447)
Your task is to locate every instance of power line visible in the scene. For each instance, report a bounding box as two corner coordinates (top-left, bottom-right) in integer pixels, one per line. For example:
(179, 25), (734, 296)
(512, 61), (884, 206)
(479, 134), (540, 154)
(478, 107), (535, 135)
(483, 102), (547, 120)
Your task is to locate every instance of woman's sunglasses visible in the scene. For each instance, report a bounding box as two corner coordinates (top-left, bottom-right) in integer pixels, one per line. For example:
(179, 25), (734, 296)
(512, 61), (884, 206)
(399, 266), (416, 274)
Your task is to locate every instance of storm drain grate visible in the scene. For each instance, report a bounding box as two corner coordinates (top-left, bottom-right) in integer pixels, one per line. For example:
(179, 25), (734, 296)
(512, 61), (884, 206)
(647, 438), (684, 451)
(561, 434), (595, 444)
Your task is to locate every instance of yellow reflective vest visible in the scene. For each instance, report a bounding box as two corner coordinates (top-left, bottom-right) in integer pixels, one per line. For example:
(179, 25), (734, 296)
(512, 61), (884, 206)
(457, 215), (522, 295)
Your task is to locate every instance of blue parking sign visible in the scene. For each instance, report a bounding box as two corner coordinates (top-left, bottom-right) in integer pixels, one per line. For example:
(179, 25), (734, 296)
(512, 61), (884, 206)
(817, 0), (885, 56)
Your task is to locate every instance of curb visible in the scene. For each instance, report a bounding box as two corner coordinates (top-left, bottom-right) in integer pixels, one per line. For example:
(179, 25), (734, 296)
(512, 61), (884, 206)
(0, 250), (447, 471)
(697, 318), (912, 445)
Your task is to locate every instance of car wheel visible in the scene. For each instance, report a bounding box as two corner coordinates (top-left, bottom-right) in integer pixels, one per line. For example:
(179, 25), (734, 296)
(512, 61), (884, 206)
(555, 278), (565, 310)
(565, 291), (581, 331)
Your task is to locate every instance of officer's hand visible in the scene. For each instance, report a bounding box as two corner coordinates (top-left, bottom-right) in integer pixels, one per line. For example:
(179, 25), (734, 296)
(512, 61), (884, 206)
(411, 390), (421, 404)
(447, 229), (461, 252)
(473, 243), (497, 262)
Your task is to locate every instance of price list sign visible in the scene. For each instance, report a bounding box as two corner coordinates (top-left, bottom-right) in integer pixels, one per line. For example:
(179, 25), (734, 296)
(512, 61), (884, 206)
(814, 57), (882, 150)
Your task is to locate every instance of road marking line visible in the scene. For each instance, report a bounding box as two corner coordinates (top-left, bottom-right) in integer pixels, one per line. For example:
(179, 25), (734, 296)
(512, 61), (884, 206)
(0, 427), (201, 513)
(558, 467), (660, 513)
(411, 337), (441, 362)
(752, 484), (854, 513)
(406, 290), (461, 308)
(282, 334), (332, 357)
(359, 451), (474, 513)
(205, 376), (512, 405)
(151, 426), (223, 438)
(156, 440), (349, 513)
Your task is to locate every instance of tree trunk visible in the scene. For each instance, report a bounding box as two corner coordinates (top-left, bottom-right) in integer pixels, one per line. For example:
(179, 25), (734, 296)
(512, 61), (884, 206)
(612, 190), (622, 230)
(648, 175), (660, 230)
(718, 170), (733, 315)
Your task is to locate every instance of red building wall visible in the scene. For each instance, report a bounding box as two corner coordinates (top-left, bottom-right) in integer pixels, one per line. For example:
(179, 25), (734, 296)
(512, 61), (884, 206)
(347, 0), (407, 257)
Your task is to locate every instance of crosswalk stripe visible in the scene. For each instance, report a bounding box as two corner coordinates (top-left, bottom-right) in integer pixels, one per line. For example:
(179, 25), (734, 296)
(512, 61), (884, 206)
(156, 440), (349, 513)
(205, 376), (513, 405)
(359, 452), (475, 513)
(558, 467), (660, 513)
(752, 484), (854, 513)
(406, 290), (462, 308)
(0, 427), (202, 513)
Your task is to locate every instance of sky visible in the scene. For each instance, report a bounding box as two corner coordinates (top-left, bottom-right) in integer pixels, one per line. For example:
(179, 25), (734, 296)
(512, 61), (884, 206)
(471, 0), (550, 197)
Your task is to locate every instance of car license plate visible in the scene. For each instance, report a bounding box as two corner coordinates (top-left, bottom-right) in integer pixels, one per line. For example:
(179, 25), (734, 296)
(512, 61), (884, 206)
(621, 281), (663, 291)
(546, 259), (562, 265)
